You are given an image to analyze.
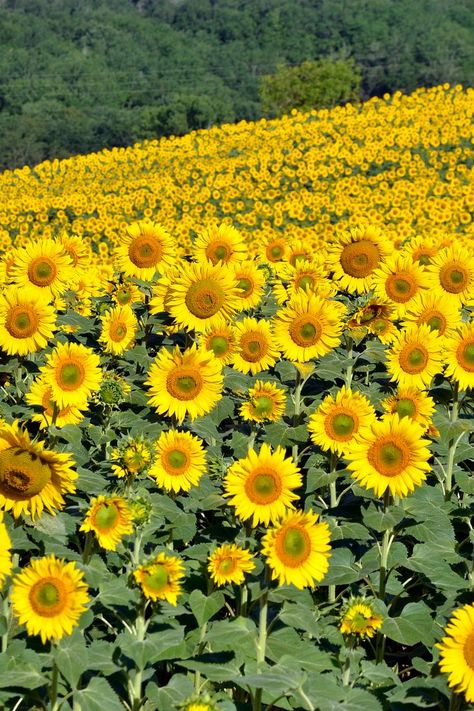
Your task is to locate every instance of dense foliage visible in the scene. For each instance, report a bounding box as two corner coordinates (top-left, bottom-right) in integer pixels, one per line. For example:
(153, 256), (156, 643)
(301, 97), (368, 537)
(1, 0), (474, 169)
(0, 86), (473, 711)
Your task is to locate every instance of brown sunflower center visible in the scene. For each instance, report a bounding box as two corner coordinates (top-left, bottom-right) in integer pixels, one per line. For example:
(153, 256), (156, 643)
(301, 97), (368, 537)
(339, 240), (380, 278)
(5, 305), (40, 339)
(27, 257), (58, 287)
(206, 242), (230, 263)
(275, 525), (311, 567)
(368, 436), (411, 477)
(327, 411), (357, 440)
(463, 631), (474, 669)
(385, 274), (417, 303)
(289, 315), (321, 347)
(395, 398), (416, 418)
(209, 335), (229, 357)
(239, 332), (268, 362)
(184, 278), (226, 319)
(128, 233), (163, 269)
(399, 344), (429, 374)
(94, 503), (119, 531)
(457, 341), (474, 372)
(29, 577), (66, 617)
(165, 449), (188, 473)
(57, 360), (86, 391)
(144, 565), (168, 592)
(244, 469), (282, 505)
(167, 367), (203, 400)
(439, 263), (468, 294)
(237, 278), (253, 296)
(109, 320), (128, 342)
(0, 448), (51, 499)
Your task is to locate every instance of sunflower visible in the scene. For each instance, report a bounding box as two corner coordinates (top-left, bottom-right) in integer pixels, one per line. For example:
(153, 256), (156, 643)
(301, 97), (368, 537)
(262, 237), (288, 265)
(208, 543), (255, 586)
(56, 232), (91, 272)
(239, 380), (287, 423)
(367, 315), (398, 344)
(381, 387), (435, 426)
(150, 430), (206, 493)
(308, 386), (376, 456)
(261, 509), (331, 589)
(344, 414), (431, 498)
(0, 513), (12, 587)
(276, 259), (336, 305)
(180, 699), (220, 711)
(425, 245), (474, 305)
(10, 555), (89, 644)
(405, 235), (441, 266)
(80, 495), (133, 550)
(372, 254), (429, 317)
(149, 265), (181, 315)
(99, 305), (138, 355)
(0, 288), (56, 356)
(9, 239), (73, 299)
(145, 345), (223, 423)
(193, 223), (247, 266)
(0, 421), (77, 519)
(166, 261), (239, 332)
(402, 291), (461, 337)
(200, 320), (237, 365)
(328, 225), (392, 294)
(111, 280), (143, 307)
(274, 292), (345, 363)
(444, 322), (474, 391)
(436, 602), (474, 703)
(232, 317), (279, 375)
(232, 261), (266, 309)
(340, 598), (383, 638)
(224, 443), (301, 527)
(286, 238), (313, 266)
(25, 376), (86, 429)
(115, 220), (175, 280)
(111, 436), (155, 479)
(386, 324), (444, 389)
(39, 341), (102, 409)
(134, 552), (185, 605)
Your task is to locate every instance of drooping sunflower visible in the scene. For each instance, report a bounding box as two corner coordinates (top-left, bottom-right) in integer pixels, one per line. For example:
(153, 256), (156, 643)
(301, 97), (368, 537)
(344, 413), (431, 498)
(231, 317), (279, 375)
(372, 254), (429, 317)
(0, 513), (12, 587)
(0, 288), (56, 356)
(381, 387), (435, 427)
(25, 376), (86, 429)
(444, 322), (474, 391)
(261, 509), (331, 589)
(436, 602), (474, 704)
(274, 292), (346, 363)
(340, 598), (383, 639)
(224, 443), (301, 527)
(39, 341), (102, 409)
(115, 220), (175, 280)
(150, 430), (206, 493)
(111, 435), (155, 479)
(192, 223), (247, 266)
(134, 552), (185, 605)
(0, 421), (77, 519)
(145, 345), (223, 423)
(200, 319), (237, 365)
(232, 261), (266, 310)
(9, 239), (74, 299)
(208, 543), (255, 586)
(10, 555), (89, 644)
(56, 232), (91, 272)
(166, 261), (240, 332)
(308, 386), (376, 456)
(386, 324), (444, 389)
(239, 380), (287, 423)
(99, 304), (138, 355)
(402, 291), (461, 338)
(328, 225), (392, 294)
(80, 495), (133, 550)
(425, 245), (474, 306)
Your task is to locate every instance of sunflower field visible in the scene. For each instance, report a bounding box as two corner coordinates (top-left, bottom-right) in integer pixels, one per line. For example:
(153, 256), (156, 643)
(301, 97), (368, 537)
(0, 84), (474, 711)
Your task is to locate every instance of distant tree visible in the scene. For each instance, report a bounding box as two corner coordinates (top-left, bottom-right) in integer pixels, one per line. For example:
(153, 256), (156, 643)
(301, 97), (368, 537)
(259, 58), (361, 117)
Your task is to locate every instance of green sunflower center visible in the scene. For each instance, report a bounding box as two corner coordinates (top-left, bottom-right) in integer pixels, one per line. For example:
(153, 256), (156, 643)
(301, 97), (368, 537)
(59, 362), (84, 388)
(167, 449), (188, 470)
(28, 257), (57, 287)
(30, 577), (66, 616)
(297, 275), (314, 291)
(6, 305), (39, 339)
(237, 278), (252, 295)
(463, 343), (474, 366)
(395, 398), (416, 418)
(245, 469), (282, 505)
(37, 582), (60, 607)
(349, 611), (371, 632)
(283, 528), (306, 557)
(219, 557), (235, 574)
(95, 503), (119, 530)
(167, 368), (203, 401)
(253, 396), (274, 416)
(0, 448), (51, 499)
(117, 289), (131, 305)
(214, 245), (228, 261)
(270, 245), (283, 259)
(177, 375), (197, 393)
(331, 413), (355, 436)
(380, 443), (403, 467)
(209, 335), (229, 356)
(144, 565), (168, 592)
(426, 315), (442, 332)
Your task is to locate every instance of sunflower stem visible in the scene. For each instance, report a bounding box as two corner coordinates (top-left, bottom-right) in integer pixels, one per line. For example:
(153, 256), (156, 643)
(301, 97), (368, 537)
(49, 657), (59, 711)
(344, 335), (353, 388)
(81, 531), (93, 565)
(375, 491), (393, 663)
(444, 381), (459, 501)
(292, 368), (303, 463)
(253, 578), (269, 711)
(1, 594), (10, 652)
(129, 601), (148, 711)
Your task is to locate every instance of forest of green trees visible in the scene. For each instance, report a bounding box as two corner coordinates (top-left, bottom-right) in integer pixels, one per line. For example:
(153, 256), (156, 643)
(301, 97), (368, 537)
(1, 0), (474, 170)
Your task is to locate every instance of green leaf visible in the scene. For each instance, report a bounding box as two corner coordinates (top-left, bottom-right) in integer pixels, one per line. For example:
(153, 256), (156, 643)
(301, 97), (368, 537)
(53, 631), (89, 687)
(382, 602), (435, 646)
(322, 548), (362, 585)
(178, 654), (241, 682)
(362, 502), (405, 532)
(188, 589), (225, 626)
(74, 677), (124, 711)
